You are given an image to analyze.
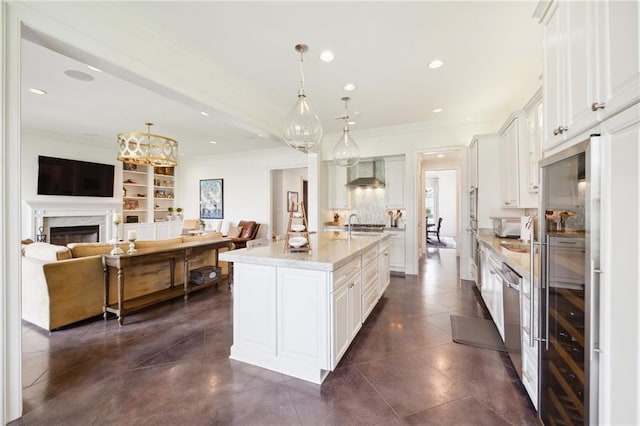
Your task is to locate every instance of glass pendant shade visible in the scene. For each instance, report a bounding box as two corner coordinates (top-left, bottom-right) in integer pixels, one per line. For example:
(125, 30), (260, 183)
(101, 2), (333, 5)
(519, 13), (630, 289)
(282, 92), (324, 153)
(332, 126), (360, 167)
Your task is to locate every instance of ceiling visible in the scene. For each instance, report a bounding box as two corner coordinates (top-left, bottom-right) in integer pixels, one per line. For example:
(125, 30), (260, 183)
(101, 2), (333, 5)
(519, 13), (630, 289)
(20, 1), (542, 158)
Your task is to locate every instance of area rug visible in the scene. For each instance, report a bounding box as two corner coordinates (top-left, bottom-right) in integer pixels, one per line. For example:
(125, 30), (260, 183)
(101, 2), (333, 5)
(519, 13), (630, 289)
(427, 236), (457, 249)
(450, 315), (507, 352)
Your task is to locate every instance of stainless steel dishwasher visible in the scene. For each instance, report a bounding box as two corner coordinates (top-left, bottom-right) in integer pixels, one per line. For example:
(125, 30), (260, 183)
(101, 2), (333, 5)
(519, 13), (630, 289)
(500, 262), (522, 380)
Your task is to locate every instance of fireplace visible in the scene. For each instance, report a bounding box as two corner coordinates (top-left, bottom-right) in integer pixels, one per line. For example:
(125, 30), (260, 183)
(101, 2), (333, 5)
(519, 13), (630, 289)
(50, 225), (100, 246)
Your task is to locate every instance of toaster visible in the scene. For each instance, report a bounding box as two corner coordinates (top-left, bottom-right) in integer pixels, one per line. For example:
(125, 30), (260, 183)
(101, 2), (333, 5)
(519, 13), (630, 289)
(491, 217), (521, 238)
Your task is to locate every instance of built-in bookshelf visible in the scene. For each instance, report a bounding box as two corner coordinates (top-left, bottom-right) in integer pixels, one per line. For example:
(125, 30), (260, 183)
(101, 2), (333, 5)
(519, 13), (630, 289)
(122, 164), (176, 224)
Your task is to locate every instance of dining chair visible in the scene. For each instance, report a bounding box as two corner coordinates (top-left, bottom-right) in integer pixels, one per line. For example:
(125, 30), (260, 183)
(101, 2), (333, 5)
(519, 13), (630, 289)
(427, 217), (443, 243)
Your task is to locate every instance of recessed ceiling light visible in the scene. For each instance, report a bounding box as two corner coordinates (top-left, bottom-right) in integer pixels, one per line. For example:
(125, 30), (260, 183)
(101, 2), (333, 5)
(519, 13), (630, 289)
(320, 51), (334, 62)
(64, 70), (94, 81)
(257, 133), (265, 138)
(437, 154), (445, 158)
(29, 88), (47, 95)
(209, 140), (217, 144)
(432, 108), (444, 113)
(87, 65), (103, 73)
(201, 111), (209, 116)
(348, 121), (356, 125)
(344, 83), (357, 91)
(428, 59), (444, 69)
(353, 111), (361, 116)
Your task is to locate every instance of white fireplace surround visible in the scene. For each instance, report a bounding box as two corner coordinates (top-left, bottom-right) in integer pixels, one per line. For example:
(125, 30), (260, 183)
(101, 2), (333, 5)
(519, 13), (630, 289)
(23, 200), (122, 243)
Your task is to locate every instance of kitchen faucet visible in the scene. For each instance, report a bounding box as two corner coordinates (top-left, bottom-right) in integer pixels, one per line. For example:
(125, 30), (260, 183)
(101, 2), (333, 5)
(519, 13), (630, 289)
(348, 213), (359, 242)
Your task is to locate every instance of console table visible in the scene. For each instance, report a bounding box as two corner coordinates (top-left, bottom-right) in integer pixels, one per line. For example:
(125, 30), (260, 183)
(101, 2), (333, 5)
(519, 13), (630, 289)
(102, 238), (231, 325)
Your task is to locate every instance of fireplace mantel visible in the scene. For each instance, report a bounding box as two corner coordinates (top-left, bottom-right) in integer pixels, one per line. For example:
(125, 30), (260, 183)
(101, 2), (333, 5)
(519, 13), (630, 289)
(23, 199), (122, 242)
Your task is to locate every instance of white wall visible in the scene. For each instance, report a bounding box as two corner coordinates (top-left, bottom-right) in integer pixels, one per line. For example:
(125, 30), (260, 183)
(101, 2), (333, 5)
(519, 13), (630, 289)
(425, 170), (457, 237)
(177, 147), (308, 239)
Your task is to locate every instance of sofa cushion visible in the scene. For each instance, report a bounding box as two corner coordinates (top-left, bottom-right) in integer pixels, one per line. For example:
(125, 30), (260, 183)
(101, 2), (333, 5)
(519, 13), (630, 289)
(135, 237), (184, 250)
(23, 242), (72, 261)
(227, 226), (242, 238)
(67, 242), (113, 258)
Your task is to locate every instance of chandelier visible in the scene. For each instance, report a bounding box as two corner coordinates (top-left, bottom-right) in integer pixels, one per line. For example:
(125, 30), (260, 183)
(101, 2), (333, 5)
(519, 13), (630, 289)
(282, 44), (323, 153)
(117, 122), (178, 167)
(332, 97), (360, 167)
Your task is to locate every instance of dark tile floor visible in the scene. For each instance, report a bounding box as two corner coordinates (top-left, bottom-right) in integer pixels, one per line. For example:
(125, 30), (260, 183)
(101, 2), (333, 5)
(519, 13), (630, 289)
(16, 247), (538, 425)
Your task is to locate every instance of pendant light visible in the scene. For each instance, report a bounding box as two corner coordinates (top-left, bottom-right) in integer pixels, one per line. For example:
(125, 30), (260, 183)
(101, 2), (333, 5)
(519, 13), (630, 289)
(117, 122), (178, 167)
(332, 97), (360, 167)
(282, 44), (323, 153)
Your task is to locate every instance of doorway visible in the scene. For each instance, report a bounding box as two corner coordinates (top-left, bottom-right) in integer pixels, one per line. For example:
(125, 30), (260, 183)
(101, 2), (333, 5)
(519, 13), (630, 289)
(419, 150), (463, 258)
(270, 167), (308, 240)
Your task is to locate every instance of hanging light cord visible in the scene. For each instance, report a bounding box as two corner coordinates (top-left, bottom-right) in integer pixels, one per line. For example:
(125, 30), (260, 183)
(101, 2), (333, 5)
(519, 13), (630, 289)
(299, 50), (306, 94)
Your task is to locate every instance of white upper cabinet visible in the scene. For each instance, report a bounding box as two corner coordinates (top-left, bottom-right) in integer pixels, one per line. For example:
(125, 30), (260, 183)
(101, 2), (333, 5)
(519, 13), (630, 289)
(596, 0), (640, 119)
(498, 112), (538, 209)
(525, 91), (543, 193)
(469, 138), (478, 191)
(327, 163), (351, 209)
(499, 117), (520, 208)
(541, 0), (639, 152)
(384, 158), (405, 208)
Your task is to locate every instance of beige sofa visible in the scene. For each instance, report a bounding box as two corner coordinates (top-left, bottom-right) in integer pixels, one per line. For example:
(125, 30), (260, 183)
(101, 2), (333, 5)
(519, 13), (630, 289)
(22, 232), (230, 331)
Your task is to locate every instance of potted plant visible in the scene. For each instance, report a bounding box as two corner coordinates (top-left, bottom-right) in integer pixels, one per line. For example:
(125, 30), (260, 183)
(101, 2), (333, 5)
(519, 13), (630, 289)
(176, 207), (183, 220)
(167, 207), (174, 220)
(198, 218), (206, 230)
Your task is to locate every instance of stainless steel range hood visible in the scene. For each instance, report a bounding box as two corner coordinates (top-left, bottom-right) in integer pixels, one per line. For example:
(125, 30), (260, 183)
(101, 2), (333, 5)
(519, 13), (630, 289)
(345, 160), (385, 188)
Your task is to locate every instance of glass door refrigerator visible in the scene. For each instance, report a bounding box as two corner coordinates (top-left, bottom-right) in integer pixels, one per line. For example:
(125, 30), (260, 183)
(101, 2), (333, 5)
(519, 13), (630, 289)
(537, 137), (601, 425)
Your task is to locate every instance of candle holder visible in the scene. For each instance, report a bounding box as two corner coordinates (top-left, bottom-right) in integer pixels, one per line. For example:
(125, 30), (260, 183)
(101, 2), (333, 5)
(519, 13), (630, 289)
(127, 237), (137, 254)
(110, 217), (124, 256)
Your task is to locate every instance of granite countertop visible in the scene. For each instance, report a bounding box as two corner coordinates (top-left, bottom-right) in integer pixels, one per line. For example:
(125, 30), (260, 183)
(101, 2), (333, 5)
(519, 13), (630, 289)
(323, 225), (405, 232)
(220, 231), (389, 272)
(476, 232), (538, 282)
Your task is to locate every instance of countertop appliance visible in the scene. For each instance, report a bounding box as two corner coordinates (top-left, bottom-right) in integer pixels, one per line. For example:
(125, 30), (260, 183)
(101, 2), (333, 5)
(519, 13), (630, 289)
(491, 217), (521, 238)
(536, 137), (600, 425)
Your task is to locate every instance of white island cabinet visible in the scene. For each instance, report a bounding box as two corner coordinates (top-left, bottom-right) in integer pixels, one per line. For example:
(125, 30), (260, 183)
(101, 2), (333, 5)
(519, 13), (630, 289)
(220, 232), (390, 384)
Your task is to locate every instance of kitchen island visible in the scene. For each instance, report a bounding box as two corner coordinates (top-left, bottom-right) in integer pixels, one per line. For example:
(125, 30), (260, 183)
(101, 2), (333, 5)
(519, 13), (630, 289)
(220, 232), (390, 384)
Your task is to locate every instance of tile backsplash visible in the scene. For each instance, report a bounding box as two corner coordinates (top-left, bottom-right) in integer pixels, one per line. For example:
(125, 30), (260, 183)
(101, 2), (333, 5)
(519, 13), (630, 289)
(329, 188), (406, 227)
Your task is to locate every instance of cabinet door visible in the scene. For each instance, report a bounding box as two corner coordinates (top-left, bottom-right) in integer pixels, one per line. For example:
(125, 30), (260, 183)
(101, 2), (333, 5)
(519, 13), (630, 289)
(332, 283), (350, 367)
(469, 138), (478, 190)
(597, 0), (640, 118)
(378, 245), (390, 296)
(526, 99), (543, 193)
(348, 273), (362, 341)
(499, 119), (519, 207)
(543, 1), (566, 149)
(387, 233), (405, 272)
(384, 160), (405, 208)
(327, 164), (350, 209)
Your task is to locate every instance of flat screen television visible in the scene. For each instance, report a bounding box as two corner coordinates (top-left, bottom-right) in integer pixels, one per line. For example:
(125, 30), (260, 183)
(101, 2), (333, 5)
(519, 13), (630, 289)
(37, 156), (115, 197)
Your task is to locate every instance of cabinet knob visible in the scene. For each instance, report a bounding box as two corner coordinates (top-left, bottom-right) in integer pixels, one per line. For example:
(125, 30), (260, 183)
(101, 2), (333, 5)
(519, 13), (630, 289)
(591, 102), (606, 111)
(553, 126), (568, 136)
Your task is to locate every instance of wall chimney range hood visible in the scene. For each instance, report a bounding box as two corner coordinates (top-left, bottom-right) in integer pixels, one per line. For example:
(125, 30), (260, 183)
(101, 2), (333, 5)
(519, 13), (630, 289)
(345, 160), (385, 188)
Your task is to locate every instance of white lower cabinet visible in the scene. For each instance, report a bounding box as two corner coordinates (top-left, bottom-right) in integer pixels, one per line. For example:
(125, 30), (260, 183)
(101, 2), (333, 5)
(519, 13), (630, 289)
(123, 221), (182, 241)
(384, 230), (405, 273)
(520, 276), (539, 409)
(481, 251), (504, 339)
(378, 240), (391, 296)
(331, 263), (362, 368)
(362, 248), (379, 321)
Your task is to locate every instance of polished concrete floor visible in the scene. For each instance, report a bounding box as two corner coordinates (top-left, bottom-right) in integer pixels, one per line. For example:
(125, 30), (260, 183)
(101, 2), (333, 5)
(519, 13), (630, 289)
(17, 247), (537, 425)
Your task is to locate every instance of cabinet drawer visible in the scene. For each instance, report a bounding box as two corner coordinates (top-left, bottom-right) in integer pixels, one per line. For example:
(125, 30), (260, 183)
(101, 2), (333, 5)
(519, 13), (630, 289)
(362, 260), (378, 290)
(362, 246), (378, 265)
(332, 257), (361, 291)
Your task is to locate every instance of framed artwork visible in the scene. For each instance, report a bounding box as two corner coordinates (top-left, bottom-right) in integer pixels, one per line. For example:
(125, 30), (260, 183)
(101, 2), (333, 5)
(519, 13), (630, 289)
(287, 191), (299, 212)
(200, 178), (224, 219)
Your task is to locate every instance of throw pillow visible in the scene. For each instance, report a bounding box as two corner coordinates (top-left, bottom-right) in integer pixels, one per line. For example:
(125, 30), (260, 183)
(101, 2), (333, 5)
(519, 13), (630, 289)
(23, 242), (72, 261)
(227, 226), (243, 238)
